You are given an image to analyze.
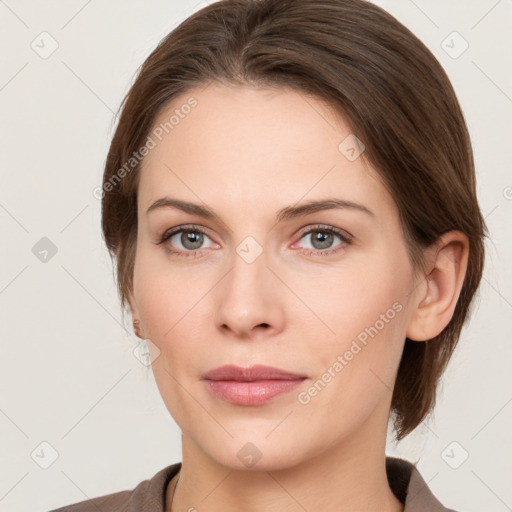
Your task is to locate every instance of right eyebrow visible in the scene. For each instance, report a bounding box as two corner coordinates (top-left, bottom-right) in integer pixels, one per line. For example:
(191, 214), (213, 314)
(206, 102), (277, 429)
(146, 197), (219, 219)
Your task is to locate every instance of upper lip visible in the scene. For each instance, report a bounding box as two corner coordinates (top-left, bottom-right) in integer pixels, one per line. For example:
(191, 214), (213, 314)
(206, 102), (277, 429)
(202, 364), (307, 381)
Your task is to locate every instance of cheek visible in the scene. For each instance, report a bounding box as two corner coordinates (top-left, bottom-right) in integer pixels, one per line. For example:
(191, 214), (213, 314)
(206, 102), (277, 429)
(298, 278), (408, 428)
(292, 259), (407, 343)
(132, 246), (213, 356)
(132, 247), (180, 340)
(294, 257), (411, 402)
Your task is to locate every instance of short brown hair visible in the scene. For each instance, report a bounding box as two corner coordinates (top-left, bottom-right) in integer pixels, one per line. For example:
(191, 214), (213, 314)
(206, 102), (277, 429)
(101, 0), (488, 440)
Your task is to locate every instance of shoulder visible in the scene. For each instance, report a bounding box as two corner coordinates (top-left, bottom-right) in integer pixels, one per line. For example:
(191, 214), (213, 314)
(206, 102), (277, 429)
(386, 456), (462, 512)
(47, 462), (181, 512)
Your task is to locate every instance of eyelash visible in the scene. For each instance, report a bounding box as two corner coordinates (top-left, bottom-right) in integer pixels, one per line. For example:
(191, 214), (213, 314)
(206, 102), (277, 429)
(156, 223), (353, 258)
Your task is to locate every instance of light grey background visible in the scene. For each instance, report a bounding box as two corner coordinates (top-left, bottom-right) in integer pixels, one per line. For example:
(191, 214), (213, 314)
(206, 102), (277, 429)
(0, 1), (510, 511)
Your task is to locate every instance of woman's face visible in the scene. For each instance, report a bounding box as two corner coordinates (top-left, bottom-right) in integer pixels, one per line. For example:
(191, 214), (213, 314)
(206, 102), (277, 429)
(130, 83), (425, 470)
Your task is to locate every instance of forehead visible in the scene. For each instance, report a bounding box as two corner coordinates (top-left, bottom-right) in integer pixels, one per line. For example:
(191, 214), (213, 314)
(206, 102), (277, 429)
(144, 82), (356, 166)
(137, 83), (397, 226)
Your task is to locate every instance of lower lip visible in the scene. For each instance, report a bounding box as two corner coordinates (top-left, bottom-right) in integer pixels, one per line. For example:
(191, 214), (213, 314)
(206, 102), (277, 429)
(204, 379), (306, 405)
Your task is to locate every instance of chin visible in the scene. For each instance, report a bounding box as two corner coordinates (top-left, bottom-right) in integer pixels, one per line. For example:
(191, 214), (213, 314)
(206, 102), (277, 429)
(197, 434), (313, 472)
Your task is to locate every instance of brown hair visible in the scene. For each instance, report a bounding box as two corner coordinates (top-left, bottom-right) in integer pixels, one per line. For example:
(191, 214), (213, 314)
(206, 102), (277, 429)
(101, 0), (488, 440)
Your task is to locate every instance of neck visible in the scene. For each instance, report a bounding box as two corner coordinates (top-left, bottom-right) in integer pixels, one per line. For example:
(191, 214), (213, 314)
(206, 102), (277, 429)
(167, 411), (404, 512)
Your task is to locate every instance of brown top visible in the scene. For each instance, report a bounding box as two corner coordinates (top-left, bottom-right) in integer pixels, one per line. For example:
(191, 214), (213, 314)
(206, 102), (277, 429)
(48, 456), (459, 512)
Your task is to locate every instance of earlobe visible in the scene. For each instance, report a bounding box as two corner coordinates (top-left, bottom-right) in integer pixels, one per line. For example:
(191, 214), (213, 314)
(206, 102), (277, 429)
(406, 231), (469, 342)
(127, 287), (145, 339)
(132, 319), (144, 339)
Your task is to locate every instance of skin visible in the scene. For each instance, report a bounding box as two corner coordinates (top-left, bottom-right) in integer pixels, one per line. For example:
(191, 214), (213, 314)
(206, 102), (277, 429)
(128, 82), (469, 512)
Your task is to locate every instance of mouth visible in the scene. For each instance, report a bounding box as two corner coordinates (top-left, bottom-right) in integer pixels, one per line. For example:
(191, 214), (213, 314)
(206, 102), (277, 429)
(201, 364), (308, 406)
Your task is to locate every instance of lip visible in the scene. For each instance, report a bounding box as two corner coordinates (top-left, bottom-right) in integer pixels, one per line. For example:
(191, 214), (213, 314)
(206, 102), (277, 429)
(202, 365), (308, 406)
(201, 364), (307, 381)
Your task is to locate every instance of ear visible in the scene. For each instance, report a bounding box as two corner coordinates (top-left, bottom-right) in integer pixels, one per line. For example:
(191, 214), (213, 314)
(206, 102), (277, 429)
(406, 231), (469, 342)
(127, 284), (145, 340)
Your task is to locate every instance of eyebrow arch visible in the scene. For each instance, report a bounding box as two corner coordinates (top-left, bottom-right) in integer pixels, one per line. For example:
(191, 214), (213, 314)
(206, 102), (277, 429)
(146, 197), (376, 223)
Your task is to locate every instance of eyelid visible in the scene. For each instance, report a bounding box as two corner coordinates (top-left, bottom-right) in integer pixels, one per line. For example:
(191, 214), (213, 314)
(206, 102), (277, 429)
(157, 222), (353, 257)
(157, 223), (214, 243)
(294, 224), (353, 243)
(158, 223), (352, 242)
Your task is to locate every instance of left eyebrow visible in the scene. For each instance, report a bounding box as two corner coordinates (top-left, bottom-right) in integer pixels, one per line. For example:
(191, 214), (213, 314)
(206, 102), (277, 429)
(146, 197), (376, 223)
(275, 198), (376, 222)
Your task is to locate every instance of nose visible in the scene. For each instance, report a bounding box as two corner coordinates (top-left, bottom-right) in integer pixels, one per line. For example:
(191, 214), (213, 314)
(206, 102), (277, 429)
(213, 244), (285, 339)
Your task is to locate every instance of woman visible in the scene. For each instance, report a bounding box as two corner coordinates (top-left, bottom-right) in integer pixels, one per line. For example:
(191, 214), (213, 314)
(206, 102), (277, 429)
(51, 0), (487, 510)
